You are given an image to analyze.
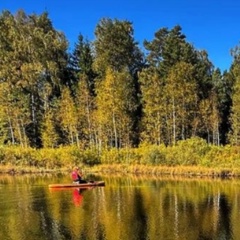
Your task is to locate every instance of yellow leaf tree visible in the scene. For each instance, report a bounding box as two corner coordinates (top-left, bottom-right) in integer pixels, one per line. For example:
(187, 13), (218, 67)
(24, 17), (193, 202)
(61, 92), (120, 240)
(95, 68), (135, 149)
(165, 62), (198, 145)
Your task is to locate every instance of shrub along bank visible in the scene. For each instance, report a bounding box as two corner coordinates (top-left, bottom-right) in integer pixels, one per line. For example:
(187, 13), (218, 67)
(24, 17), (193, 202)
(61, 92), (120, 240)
(1, 137), (240, 176)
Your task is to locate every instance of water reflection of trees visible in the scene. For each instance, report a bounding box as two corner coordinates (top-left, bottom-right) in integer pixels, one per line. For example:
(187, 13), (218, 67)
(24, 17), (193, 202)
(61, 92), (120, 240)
(97, 175), (236, 240)
(197, 194), (232, 240)
(1, 174), (240, 239)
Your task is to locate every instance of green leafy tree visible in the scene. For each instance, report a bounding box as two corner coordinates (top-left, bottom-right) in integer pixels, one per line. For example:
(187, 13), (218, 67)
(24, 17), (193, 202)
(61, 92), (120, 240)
(0, 10), (69, 147)
(93, 18), (143, 147)
(143, 25), (214, 144)
(93, 18), (143, 75)
(144, 25), (213, 95)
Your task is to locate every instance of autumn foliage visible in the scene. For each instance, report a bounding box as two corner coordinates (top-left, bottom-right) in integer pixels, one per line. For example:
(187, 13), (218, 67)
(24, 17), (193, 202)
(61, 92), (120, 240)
(0, 10), (240, 172)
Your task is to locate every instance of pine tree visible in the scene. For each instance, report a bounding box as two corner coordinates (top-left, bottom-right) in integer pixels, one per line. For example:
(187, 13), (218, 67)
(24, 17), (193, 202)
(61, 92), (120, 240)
(229, 66), (240, 144)
(93, 18), (142, 148)
(93, 18), (143, 75)
(71, 34), (96, 94)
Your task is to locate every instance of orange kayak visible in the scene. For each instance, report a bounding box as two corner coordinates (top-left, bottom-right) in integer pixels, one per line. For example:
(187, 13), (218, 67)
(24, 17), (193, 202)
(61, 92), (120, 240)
(49, 181), (105, 189)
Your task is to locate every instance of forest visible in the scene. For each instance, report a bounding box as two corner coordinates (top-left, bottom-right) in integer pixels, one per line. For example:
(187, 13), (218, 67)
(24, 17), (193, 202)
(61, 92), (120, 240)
(1, 10), (240, 172)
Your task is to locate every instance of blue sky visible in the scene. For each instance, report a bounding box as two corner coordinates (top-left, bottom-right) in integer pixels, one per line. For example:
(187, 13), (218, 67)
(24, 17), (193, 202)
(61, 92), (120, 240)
(1, 0), (239, 72)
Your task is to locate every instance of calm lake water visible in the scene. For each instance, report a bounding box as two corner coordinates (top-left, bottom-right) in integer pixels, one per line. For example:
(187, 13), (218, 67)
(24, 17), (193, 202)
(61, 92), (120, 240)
(0, 173), (240, 240)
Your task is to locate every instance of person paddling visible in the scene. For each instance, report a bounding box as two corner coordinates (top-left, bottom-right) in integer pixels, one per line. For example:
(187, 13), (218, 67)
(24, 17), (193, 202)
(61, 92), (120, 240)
(71, 167), (87, 183)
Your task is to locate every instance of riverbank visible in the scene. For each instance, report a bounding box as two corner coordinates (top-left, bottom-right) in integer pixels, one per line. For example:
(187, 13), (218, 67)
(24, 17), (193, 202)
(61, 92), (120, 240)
(1, 137), (240, 178)
(92, 164), (240, 178)
(1, 164), (240, 178)
(0, 165), (65, 174)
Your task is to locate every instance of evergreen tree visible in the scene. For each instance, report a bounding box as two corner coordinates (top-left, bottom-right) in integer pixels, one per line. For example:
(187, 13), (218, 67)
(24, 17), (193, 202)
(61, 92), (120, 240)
(219, 70), (233, 144)
(229, 44), (240, 145)
(71, 34), (96, 94)
(144, 25), (197, 76)
(211, 68), (233, 144)
(93, 18), (142, 75)
(93, 18), (143, 147)
(143, 25), (214, 144)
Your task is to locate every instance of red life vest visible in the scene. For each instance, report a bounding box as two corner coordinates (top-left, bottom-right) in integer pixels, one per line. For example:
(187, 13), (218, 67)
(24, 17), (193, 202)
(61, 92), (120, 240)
(71, 170), (79, 181)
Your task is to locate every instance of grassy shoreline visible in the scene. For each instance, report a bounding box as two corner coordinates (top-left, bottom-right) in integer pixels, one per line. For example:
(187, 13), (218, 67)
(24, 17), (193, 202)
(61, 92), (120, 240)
(1, 137), (240, 178)
(0, 165), (66, 174)
(1, 164), (240, 179)
(92, 164), (240, 178)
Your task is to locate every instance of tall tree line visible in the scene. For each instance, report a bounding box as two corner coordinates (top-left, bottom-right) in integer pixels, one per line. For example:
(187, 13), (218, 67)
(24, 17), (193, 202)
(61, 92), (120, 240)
(0, 10), (238, 148)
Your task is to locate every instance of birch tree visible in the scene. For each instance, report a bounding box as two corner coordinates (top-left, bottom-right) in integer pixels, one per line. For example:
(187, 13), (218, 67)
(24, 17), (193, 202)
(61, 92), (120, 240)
(95, 68), (135, 149)
(58, 87), (79, 146)
(139, 68), (165, 145)
(0, 10), (69, 147)
(165, 62), (197, 145)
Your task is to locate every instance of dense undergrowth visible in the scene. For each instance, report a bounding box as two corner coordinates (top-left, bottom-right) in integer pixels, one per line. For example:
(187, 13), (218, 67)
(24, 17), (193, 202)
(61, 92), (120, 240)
(1, 137), (240, 176)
